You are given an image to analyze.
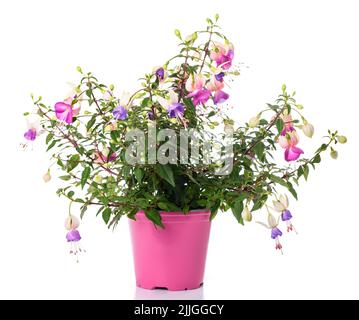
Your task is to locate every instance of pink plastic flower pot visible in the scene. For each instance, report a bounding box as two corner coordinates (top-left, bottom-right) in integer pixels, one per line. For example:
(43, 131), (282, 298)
(129, 210), (211, 291)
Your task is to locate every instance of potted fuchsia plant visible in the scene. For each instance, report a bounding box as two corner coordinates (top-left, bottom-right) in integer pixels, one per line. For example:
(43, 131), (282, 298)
(23, 15), (346, 291)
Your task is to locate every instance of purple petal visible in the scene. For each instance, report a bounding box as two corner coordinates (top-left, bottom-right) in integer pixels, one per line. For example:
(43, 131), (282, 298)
(167, 103), (184, 118)
(271, 227), (283, 239)
(281, 209), (293, 221)
(215, 72), (225, 82)
(191, 89), (211, 106)
(284, 145), (304, 162)
(24, 129), (37, 141)
(155, 67), (165, 80)
(113, 105), (128, 120)
(213, 90), (229, 104)
(148, 111), (155, 120)
(66, 229), (81, 242)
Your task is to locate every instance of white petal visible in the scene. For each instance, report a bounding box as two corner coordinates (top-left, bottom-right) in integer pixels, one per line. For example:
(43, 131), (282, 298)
(267, 213), (278, 228)
(169, 90), (178, 104)
(279, 194), (289, 208)
(157, 96), (169, 109)
(272, 200), (285, 212)
(256, 221), (270, 229)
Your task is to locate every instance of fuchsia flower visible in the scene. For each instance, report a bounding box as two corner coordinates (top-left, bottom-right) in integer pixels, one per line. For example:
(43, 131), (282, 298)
(185, 75), (211, 106)
(257, 213), (283, 254)
(158, 90), (185, 119)
(55, 101), (80, 124)
(210, 42), (234, 70)
(65, 214), (84, 262)
(278, 126), (304, 162)
(273, 194), (297, 233)
(112, 105), (128, 120)
(94, 147), (117, 164)
(207, 76), (229, 104)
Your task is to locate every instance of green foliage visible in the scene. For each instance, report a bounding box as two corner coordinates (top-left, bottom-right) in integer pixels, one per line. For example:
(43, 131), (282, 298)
(26, 16), (344, 229)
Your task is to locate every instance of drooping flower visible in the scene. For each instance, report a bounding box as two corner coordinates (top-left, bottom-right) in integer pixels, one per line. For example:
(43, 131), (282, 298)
(330, 148), (338, 159)
(278, 127), (304, 162)
(272, 194), (297, 233)
(158, 90), (185, 119)
(148, 111), (155, 120)
(207, 77), (229, 104)
(112, 105), (128, 120)
(94, 147), (117, 164)
(55, 101), (80, 124)
(24, 118), (40, 141)
(185, 74), (211, 106)
(257, 212), (283, 253)
(65, 214), (84, 262)
(210, 42), (234, 70)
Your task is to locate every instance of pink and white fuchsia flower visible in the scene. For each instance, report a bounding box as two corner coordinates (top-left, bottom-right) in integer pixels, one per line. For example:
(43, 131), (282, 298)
(207, 76), (229, 104)
(273, 194), (297, 233)
(210, 42), (234, 70)
(185, 74), (211, 106)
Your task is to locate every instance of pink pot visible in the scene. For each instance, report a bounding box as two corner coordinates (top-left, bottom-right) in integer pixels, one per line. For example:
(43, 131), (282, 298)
(129, 210), (211, 291)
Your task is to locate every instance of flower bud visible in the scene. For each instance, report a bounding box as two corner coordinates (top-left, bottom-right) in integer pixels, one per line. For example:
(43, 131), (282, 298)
(43, 170), (51, 183)
(330, 148), (338, 159)
(337, 135), (347, 144)
(94, 175), (103, 184)
(65, 214), (80, 230)
(242, 206), (252, 222)
(248, 115), (260, 128)
(302, 123), (314, 138)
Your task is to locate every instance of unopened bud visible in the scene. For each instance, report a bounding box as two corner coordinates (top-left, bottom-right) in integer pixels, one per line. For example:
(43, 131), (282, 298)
(330, 148), (338, 159)
(337, 135), (347, 144)
(302, 123), (314, 138)
(43, 170), (51, 183)
(248, 116), (260, 128)
(242, 206), (252, 222)
(94, 175), (103, 184)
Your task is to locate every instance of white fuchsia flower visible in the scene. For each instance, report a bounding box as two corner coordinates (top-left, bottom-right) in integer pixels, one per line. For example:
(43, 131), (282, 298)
(272, 194), (297, 233)
(65, 214), (84, 262)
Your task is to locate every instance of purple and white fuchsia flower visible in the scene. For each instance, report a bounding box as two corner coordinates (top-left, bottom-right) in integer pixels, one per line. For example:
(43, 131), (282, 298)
(185, 74), (211, 106)
(273, 194), (297, 233)
(158, 90), (185, 119)
(257, 212), (283, 254)
(65, 214), (84, 262)
(24, 119), (40, 141)
(112, 105), (128, 120)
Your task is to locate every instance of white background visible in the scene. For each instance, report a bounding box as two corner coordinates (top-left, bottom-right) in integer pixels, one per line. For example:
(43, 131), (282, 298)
(0, 0), (358, 299)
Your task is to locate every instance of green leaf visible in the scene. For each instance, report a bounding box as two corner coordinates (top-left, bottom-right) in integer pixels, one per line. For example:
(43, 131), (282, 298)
(276, 118), (284, 134)
(231, 199), (244, 224)
(312, 154), (321, 164)
(86, 115), (96, 131)
(254, 142), (265, 160)
(303, 165), (309, 181)
(46, 133), (54, 145)
(134, 167), (144, 183)
(67, 154), (80, 172)
(102, 208), (112, 224)
(210, 200), (221, 220)
(144, 209), (164, 228)
(46, 140), (56, 151)
(81, 167), (91, 189)
(158, 202), (170, 211)
(287, 182), (298, 200)
(59, 175), (71, 181)
(155, 165), (175, 187)
(67, 191), (74, 198)
(269, 174), (287, 187)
